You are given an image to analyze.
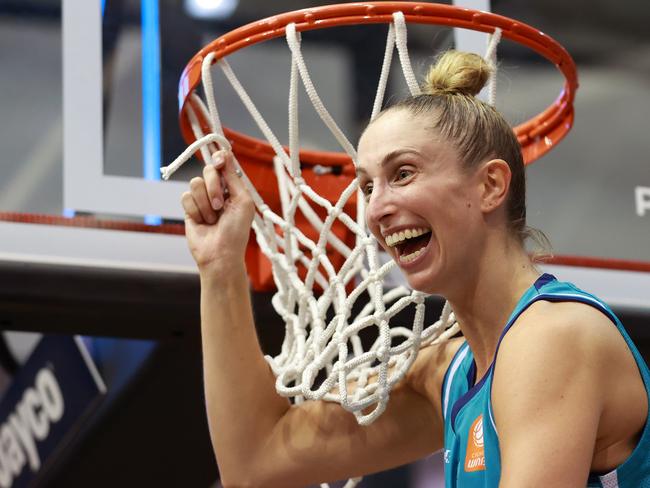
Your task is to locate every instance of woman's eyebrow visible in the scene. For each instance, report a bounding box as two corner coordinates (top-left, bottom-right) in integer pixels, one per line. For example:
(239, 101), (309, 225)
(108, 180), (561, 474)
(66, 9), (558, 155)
(355, 149), (422, 177)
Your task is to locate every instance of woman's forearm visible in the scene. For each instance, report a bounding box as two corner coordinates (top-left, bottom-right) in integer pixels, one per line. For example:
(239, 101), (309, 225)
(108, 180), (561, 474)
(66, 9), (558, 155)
(199, 264), (290, 485)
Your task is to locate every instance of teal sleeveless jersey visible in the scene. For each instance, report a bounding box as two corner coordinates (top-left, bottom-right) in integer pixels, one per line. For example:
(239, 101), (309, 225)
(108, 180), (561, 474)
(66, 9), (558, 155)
(440, 273), (650, 487)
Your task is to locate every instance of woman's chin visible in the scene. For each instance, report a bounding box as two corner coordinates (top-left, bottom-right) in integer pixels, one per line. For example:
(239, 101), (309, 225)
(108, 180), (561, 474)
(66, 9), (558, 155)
(404, 269), (443, 295)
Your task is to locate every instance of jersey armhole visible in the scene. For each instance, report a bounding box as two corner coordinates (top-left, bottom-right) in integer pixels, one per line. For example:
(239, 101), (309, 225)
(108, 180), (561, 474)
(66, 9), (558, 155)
(441, 341), (469, 422)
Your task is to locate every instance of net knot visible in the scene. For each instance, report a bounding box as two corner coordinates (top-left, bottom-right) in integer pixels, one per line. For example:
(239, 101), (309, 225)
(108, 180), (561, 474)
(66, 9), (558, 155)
(376, 345), (389, 363)
(333, 311), (348, 323)
(329, 276), (341, 288)
(376, 386), (388, 401)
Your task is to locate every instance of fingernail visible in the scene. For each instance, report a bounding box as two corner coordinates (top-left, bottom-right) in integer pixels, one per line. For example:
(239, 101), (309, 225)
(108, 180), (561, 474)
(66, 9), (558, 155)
(211, 151), (225, 168)
(212, 198), (223, 210)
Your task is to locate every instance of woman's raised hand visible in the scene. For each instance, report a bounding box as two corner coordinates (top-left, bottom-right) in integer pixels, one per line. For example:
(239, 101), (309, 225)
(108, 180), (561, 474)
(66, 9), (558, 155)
(181, 150), (255, 275)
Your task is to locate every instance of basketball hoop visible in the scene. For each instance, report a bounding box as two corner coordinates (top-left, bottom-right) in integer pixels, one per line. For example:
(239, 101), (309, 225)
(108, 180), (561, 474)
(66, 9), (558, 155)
(162, 6), (577, 484)
(169, 1), (577, 292)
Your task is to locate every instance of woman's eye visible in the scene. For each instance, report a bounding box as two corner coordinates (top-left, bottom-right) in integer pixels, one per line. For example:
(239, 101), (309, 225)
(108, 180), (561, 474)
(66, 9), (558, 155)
(363, 183), (373, 198)
(396, 168), (412, 180)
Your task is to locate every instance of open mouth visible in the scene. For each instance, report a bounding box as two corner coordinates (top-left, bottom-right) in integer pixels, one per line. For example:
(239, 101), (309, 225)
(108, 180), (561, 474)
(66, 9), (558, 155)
(385, 227), (432, 264)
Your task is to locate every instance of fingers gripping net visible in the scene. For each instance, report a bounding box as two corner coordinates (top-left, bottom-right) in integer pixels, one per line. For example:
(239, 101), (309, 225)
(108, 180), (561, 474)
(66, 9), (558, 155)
(164, 14), (505, 429)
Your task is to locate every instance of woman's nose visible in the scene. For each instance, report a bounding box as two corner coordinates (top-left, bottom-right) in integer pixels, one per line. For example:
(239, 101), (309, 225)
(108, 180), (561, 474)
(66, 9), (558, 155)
(365, 185), (397, 228)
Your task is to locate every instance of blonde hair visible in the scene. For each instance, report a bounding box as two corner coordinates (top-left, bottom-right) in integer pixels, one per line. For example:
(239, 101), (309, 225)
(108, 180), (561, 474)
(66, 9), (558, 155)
(424, 49), (491, 96)
(383, 50), (551, 259)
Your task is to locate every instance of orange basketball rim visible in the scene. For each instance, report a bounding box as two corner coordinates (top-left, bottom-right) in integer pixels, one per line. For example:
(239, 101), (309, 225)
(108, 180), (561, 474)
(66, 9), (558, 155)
(175, 2), (579, 290)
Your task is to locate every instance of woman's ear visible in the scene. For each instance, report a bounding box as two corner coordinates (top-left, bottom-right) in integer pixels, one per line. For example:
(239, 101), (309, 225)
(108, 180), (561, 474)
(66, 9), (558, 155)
(478, 159), (511, 213)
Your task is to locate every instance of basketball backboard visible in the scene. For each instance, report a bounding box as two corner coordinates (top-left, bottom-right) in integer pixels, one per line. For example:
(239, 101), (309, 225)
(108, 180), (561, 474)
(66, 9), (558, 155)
(0, 0), (648, 312)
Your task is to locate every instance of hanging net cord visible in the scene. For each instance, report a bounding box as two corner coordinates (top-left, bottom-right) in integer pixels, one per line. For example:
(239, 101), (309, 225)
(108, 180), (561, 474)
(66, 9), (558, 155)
(162, 15), (503, 428)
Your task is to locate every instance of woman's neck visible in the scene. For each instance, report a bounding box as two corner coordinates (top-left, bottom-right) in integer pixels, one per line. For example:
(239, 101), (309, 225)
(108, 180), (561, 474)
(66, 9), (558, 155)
(446, 237), (540, 380)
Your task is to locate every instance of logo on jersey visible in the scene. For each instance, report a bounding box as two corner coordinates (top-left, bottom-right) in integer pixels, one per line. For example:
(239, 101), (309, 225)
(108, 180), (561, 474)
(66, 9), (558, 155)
(464, 415), (485, 472)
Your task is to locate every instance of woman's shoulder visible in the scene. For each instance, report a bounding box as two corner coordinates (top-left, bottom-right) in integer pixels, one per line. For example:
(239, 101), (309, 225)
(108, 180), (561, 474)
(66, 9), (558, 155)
(508, 297), (621, 351)
(496, 298), (631, 393)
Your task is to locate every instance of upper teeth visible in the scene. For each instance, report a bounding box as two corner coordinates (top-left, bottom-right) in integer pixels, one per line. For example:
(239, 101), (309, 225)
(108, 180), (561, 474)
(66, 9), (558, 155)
(385, 227), (430, 247)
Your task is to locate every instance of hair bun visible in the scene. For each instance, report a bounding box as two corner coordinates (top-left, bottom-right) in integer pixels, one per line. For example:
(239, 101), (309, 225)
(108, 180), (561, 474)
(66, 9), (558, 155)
(424, 50), (492, 97)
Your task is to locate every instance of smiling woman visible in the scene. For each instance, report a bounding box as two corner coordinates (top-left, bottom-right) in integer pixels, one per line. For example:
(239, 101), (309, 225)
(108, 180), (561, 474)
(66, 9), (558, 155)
(174, 17), (650, 488)
(352, 50), (650, 487)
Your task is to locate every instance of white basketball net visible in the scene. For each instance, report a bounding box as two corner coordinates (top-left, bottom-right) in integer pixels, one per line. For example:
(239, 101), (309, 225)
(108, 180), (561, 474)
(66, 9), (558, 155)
(163, 14), (501, 483)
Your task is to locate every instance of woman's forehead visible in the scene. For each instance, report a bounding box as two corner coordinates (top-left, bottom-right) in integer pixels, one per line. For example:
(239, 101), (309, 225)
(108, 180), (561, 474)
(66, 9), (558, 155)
(361, 110), (427, 142)
(357, 111), (450, 171)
